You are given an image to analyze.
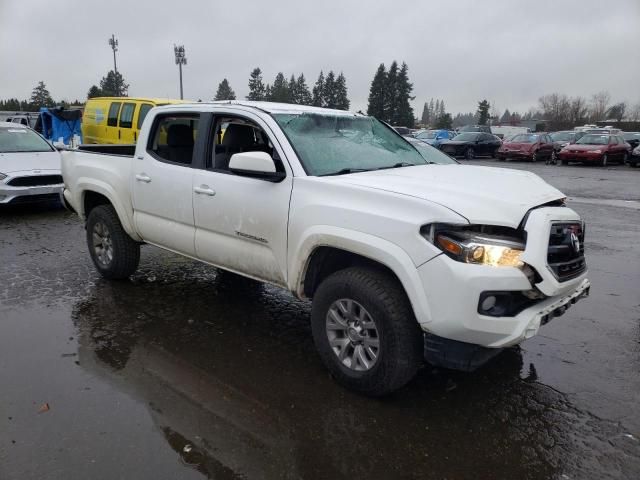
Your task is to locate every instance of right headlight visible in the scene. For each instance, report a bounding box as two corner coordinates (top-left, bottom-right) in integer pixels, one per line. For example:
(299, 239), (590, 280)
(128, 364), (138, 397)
(422, 224), (525, 267)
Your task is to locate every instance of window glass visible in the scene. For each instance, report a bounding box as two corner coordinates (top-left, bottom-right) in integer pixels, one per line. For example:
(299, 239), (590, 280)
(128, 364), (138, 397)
(0, 126), (54, 153)
(148, 114), (199, 165)
(137, 104), (153, 130)
(452, 132), (481, 142)
(119, 103), (135, 129)
(576, 134), (609, 145)
(209, 116), (281, 172)
(107, 102), (121, 127)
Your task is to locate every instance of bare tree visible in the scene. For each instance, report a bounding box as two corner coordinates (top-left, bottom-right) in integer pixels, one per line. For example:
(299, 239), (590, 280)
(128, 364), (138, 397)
(629, 102), (640, 122)
(589, 91), (611, 122)
(569, 96), (588, 126)
(607, 102), (627, 123)
(539, 93), (571, 129)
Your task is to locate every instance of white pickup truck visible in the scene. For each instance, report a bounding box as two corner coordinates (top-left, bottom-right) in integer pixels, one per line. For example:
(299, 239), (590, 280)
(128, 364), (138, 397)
(61, 101), (590, 395)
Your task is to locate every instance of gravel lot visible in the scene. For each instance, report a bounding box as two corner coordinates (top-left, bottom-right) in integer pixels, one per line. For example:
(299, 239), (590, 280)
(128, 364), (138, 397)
(1, 161), (639, 479)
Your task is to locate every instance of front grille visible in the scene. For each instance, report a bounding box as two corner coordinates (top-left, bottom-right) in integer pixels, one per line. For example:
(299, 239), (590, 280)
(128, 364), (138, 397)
(547, 222), (586, 281)
(9, 193), (60, 204)
(7, 175), (63, 187)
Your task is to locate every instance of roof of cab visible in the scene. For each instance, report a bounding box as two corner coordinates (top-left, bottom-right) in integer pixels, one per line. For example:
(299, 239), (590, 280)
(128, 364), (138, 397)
(157, 100), (364, 117)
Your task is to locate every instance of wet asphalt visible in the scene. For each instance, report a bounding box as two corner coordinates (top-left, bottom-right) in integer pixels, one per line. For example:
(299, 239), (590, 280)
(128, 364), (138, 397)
(0, 161), (639, 480)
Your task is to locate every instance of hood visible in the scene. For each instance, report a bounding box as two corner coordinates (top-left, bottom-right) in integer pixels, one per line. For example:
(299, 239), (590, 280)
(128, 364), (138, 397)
(423, 139), (437, 145)
(326, 165), (565, 227)
(503, 142), (535, 151)
(565, 144), (605, 151)
(0, 150), (61, 174)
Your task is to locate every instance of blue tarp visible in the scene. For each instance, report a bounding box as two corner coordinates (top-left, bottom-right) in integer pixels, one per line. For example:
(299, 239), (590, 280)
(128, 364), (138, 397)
(39, 107), (82, 145)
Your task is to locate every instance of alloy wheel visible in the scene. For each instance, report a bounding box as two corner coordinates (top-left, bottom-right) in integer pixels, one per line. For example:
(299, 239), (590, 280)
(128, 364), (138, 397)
(92, 221), (113, 267)
(326, 299), (380, 372)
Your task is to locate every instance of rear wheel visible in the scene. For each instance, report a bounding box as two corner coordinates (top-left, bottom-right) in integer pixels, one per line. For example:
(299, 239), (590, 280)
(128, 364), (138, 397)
(311, 267), (423, 396)
(465, 147), (475, 160)
(548, 151), (558, 165)
(86, 205), (140, 280)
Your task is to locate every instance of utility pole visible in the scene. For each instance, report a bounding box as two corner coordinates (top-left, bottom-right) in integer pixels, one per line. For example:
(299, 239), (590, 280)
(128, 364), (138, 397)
(108, 34), (119, 96)
(174, 44), (187, 100)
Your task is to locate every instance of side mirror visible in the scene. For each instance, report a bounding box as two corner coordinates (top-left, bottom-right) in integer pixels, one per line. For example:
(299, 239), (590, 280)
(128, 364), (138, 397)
(229, 151), (285, 182)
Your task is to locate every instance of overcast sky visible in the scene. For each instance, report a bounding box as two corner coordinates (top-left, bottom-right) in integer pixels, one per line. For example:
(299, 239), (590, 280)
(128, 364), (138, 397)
(1, 0), (638, 115)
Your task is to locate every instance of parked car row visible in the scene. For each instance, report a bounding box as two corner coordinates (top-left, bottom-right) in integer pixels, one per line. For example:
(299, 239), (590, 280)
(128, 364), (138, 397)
(408, 126), (640, 168)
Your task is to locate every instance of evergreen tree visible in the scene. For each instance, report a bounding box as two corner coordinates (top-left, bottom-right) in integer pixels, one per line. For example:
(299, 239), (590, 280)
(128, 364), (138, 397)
(334, 72), (350, 110)
(500, 108), (511, 123)
(323, 71), (337, 108)
(288, 75), (298, 103)
(477, 99), (491, 125)
(87, 85), (103, 99)
(429, 98), (435, 122)
(214, 78), (236, 100)
(434, 113), (453, 129)
(383, 61), (399, 124)
(438, 99), (445, 118)
(295, 74), (312, 106)
(246, 67), (266, 101)
(270, 72), (289, 102)
(366, 63), (387, 119)
(99, 70), (129, 97)
(30, 81), (55, 108)
(393, 62), (414, 127)
(312, 71), (325, 107)
(420, 102), (429, 125)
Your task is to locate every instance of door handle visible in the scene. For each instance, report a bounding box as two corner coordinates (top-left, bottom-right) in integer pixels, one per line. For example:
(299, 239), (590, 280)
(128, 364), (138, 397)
(135, 173), (151, 183)
(194, 185), (216, 196)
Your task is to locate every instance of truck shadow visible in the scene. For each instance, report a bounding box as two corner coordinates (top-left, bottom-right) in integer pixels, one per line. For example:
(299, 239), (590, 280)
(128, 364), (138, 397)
(71, 271), (588, 480)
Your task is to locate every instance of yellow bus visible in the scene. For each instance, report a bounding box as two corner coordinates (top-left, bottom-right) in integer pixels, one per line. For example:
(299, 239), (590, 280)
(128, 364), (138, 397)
(82, 97), (185, 144)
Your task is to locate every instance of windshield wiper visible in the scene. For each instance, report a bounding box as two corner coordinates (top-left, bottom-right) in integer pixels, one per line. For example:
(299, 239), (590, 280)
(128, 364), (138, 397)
(376, 162), (418, 170)
(320, 168), (371, 177)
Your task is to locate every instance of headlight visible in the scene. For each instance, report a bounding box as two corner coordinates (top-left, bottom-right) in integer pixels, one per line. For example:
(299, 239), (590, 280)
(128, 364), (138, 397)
(590, 150), (602, 154)
(423, 225), (525, 267)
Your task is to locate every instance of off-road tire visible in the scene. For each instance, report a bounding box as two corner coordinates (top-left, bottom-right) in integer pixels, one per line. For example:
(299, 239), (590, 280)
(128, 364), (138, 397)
(311, 267), (423, 396)
(86, 205), (140, 280)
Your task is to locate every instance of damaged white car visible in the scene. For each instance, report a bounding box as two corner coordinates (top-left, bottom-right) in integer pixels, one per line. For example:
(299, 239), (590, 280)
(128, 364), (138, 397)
(61, 102), (590, 395)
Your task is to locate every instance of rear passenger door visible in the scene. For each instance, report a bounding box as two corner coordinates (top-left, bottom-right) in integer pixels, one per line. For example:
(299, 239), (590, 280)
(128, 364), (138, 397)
(132, 112), (200, 256)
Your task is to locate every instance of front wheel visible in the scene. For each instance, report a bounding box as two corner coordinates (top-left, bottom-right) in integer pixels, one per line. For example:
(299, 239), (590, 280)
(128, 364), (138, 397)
(86, 205), (140, 280)
(311, 267), (423, 396)
(548, 151), (558, 165)
(531, 150), (538, 162)
(601, 154), (608, 167)
(465, 147), (475, 160)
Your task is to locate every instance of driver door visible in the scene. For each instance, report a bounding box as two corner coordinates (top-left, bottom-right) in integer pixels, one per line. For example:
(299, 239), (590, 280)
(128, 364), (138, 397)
(192, 112), (293, 286)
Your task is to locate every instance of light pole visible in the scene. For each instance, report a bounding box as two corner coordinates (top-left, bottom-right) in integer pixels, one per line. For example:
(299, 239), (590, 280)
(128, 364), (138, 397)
(108, 34), (119, 96)
(174, 44), (187, 100)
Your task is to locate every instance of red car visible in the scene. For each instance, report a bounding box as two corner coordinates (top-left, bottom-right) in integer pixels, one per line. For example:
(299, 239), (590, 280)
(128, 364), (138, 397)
(496, 133), (555, 162)
(558, 134), (630, 166)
